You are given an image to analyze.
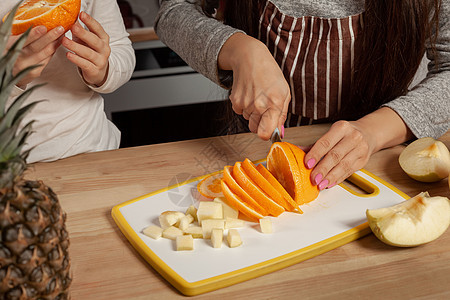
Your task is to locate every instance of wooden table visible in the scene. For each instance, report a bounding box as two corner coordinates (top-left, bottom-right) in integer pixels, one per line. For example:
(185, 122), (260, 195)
(26, 124), (450, 299)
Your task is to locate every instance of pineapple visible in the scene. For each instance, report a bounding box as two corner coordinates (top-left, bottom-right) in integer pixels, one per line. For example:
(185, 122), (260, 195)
(0, 3), (71, 299)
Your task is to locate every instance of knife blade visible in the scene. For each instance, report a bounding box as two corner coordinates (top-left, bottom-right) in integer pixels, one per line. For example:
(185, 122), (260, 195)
(270, 127), (282, 144)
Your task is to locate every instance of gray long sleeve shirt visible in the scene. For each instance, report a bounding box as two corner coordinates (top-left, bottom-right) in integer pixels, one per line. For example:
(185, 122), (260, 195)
(155, 0), (450, 139)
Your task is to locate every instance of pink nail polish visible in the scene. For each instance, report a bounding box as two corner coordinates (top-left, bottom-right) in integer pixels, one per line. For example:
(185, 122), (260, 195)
(318, 179), (329, 190)
(314, 173), (322, 185)
(281, 125), (285, 138)
(327, 183), (336, 189)
(306, 158), (316, 169)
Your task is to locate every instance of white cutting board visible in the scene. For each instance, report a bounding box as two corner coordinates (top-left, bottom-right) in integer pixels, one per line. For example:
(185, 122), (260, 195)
(111, 169), (409, 296)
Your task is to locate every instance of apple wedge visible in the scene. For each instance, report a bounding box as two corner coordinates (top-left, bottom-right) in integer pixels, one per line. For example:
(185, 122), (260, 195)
(366, 192), (450, 247)
(399, 137), (450, 182)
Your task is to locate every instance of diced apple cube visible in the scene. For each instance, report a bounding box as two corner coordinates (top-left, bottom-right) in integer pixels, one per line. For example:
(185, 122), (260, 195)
(201, 219), (225, 239)
(214, 197), (239, 219)
(211, 228), (223, 248)
(185, 205), (198, 222)
(225, 217), (245, 229)
(159, 211), (185, 229)
(142, 225), (163, 240)
(162, 226), (184, 240)
(197, 201), (223, 225)
(227, 229), (242, 248)
(184, 225), (203, 239)
(176, 235), (194, 251)
(259, 217), (273, 234)
(178, 214), (194, 230)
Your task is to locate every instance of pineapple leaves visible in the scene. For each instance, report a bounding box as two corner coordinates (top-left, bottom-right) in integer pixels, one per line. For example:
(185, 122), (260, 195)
(0, 28), (32, 89)
(0, 1), (23, 56)
(0, 64), (41, 118)
(0, 30), (33, 113)
(1, 121), (34, 162)
(0, 0), (44, 167)
(0, 84), (43, 134)
(0, 122), (21, 161)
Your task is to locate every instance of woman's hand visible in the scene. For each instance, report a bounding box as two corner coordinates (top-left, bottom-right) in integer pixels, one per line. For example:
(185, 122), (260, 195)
(62, 11), (111, 87)
(218, 33), (290, 140)
(303, 107), (414, 190)
(302, 120), (375, 190)
(9, 25), (65, 89)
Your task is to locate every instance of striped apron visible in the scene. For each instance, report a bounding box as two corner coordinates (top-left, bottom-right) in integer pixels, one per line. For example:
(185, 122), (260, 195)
(258, 1), (363, 127)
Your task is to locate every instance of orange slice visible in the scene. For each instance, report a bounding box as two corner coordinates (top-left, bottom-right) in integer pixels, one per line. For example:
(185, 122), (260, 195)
(197, 173), (224, 199)
(232, 162), (285, 217)
(286, 143), (319, 204)
(5, 0), (81, 35)
(266, 142), (303, 203)
(221, 181), (265, 222)
(255, 163), (303, 213)
(242, 158), (300, 213)
(223, 166), (267, 216)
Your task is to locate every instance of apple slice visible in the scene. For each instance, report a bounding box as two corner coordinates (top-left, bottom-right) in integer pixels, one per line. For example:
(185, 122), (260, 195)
(366, 192), (450, 247)
(399, 137), (450, 182)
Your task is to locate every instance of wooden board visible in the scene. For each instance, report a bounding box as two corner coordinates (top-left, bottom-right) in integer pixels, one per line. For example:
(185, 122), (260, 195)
(111, 168), (409, 296)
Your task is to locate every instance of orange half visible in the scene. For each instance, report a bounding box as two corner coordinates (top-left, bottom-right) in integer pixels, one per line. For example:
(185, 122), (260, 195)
(286, 143), (319, 204)
(266, 142), (303, 203)
(232, 162), (285, 217)
(5, 0), (81, 35)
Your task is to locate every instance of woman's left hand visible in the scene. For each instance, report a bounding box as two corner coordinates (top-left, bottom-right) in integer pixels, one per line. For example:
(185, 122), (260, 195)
(62, 11), (111, 87)
(303, 107), (413, 190)
(302, 120), (376, 190)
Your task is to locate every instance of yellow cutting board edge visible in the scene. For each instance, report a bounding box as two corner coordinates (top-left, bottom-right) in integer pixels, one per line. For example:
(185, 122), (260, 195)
(111, 168), (409, 296)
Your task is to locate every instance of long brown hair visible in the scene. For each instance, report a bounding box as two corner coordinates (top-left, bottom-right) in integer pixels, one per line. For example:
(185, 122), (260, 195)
(201, 0), (441, 120)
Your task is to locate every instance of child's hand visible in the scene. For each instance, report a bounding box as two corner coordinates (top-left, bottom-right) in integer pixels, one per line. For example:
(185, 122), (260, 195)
(62, 11), (111, 87)
(9, 25), (65, 89)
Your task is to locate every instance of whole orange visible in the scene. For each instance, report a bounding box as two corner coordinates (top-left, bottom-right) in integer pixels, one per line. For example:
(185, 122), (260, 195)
(4, 0), (81, 35)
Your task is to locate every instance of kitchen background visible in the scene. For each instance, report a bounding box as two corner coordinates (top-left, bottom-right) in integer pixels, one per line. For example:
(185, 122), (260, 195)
(103, 0), (230, 147)
(107, 1), (430, 148)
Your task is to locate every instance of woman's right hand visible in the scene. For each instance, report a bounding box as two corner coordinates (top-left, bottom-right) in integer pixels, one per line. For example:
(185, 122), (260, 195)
(218, 33), (290, 140)
(8, 25), (65, 89)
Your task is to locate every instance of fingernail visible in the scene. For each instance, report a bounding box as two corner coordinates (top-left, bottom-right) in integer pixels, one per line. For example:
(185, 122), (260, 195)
(314, 173), (322, 185)
(306, 158), (316, 169)
(281, 125), (285, 138)
(318, 179), (329, 191)
(37, 26), (47, 34)
(57, 26), (64, 33)
(327, 182), (336, 189)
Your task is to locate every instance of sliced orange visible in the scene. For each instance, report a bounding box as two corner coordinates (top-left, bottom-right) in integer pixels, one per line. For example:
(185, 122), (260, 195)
(197, 172), (224, 199)
(232, 162), (285, 217)
(242, 158), (299, 213)
(221, 181), (265, 222)
(5, 0), (81, 35)
(255, 163), (303, 213)
(267, 142), (303, 203)
(223, 166), (267, 216)
(286, 143), (319, 204)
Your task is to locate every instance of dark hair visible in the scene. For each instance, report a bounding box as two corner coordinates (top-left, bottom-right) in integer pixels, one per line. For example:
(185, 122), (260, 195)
(201, 0), (441, 120)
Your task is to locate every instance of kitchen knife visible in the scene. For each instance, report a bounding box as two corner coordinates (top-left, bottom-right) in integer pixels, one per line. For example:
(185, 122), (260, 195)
(270, 127), (282, 144)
